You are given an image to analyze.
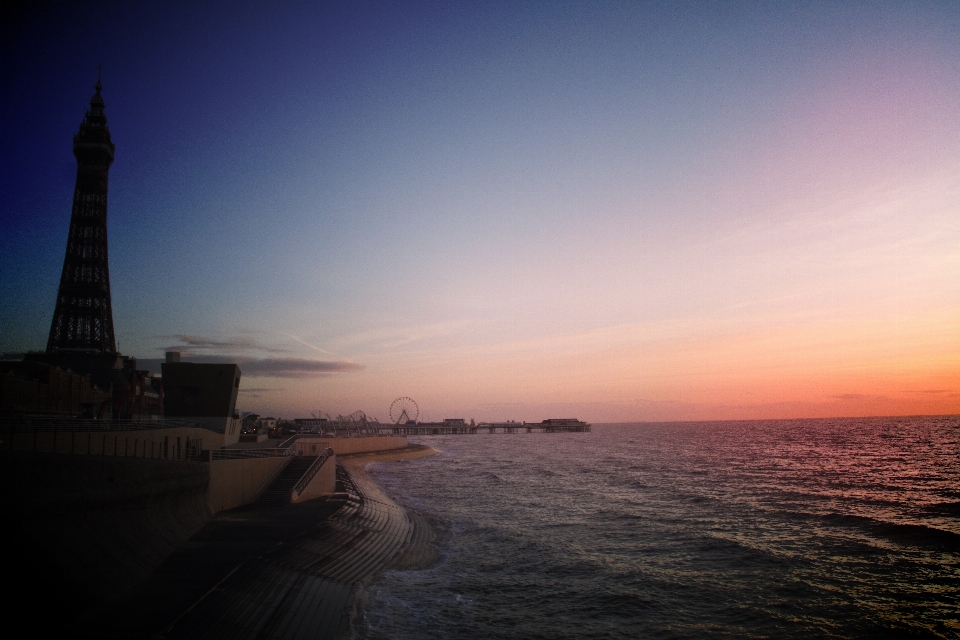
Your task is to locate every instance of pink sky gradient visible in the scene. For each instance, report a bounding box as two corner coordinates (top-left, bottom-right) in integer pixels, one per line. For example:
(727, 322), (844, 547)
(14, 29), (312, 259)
(4, 3), (958, 422)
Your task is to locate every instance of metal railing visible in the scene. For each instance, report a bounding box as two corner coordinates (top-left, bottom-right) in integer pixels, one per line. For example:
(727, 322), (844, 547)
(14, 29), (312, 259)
(293, 410), (383, 438)
(0, 418), (215, 432)
(278, 434), (300, 449)
(292, 447), (334, 498)
(210, 448), (294, 461)
(0, 418), (219, 459)
(1, 427), (207, 461)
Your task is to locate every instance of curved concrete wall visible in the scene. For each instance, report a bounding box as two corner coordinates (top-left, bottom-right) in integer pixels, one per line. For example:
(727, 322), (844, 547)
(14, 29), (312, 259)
(294, 435), (407, 456)
(0, 434), (408, 627)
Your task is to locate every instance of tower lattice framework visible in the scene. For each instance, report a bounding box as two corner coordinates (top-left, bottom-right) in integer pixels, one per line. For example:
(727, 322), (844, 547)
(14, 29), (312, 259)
(46, 80), (117, 354)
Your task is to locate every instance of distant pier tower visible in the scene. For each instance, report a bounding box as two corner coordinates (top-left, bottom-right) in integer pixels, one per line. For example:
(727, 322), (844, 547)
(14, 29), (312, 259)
(46, 78), (117, 354)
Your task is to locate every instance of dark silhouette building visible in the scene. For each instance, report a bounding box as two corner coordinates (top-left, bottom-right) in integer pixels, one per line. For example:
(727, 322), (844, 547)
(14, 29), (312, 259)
(161, 351), (241, 435)
(46, 77), (117, 355)
(2, 78), (163, 420)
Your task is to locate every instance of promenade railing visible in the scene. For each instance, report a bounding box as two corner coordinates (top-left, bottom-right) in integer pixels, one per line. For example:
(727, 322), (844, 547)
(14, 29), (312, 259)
(210, 448), (293, 460)
(0, 417), (214, 432)
(1, 418), (216, 460)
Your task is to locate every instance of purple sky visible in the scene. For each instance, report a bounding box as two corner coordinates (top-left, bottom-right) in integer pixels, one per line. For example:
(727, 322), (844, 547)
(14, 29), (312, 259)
(3, 2), (958, 421)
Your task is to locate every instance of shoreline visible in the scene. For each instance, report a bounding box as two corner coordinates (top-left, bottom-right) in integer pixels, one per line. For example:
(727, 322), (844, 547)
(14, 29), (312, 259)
(339, 442), (444, 634)
(339, 441), (439, 466)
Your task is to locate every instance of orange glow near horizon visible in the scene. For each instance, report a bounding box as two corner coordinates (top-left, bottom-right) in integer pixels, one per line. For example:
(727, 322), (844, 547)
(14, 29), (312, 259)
(239, 305), (959, 423)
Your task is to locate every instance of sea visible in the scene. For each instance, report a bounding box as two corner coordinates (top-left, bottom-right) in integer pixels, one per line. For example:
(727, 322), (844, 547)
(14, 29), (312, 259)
(354, 417), (960, 639)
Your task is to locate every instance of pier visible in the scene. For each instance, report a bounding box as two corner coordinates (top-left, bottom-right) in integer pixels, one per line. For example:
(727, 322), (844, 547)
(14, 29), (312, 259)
(381, 419), (591, 436)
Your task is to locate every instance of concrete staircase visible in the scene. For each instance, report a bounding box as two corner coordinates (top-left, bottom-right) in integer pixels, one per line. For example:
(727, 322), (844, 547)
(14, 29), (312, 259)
(257, 456), (316, 505)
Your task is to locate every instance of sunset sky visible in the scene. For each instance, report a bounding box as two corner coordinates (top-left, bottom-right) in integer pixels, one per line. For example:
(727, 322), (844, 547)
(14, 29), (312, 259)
(2, 1), (958, 422)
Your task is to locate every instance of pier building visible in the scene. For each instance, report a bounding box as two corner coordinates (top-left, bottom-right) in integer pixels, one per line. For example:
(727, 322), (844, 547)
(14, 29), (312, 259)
(384, 418), (591, 435)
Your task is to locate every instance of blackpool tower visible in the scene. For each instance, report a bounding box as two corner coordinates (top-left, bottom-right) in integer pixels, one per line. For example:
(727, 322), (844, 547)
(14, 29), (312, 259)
(46, 78), (117, 354)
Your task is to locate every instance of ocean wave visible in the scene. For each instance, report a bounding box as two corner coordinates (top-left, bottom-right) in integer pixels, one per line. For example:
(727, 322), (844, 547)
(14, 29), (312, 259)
(818, 512), (960, 549)
(923, 501), (960, 518)
(361, 417), (959, 639)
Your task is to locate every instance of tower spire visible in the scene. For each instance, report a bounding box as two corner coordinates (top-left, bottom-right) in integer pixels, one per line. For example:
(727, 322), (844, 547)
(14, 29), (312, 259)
(46, 76), (117, 354)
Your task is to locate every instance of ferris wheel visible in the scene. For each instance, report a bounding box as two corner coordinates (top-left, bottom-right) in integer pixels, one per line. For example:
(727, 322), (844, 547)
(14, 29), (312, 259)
(389, 397), (419, 424)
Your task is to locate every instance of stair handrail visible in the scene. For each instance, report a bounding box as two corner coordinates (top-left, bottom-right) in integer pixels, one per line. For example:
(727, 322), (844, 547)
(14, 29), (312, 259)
(292, 447), (334, 498)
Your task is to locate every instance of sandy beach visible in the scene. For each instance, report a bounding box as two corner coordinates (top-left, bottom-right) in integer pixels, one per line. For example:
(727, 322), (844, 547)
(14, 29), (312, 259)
(338, 443), (440, 498)
(340, 442), (439, 466)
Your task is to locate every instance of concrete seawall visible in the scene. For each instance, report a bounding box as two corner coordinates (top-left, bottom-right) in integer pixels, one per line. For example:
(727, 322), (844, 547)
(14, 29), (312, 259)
(209, 455), (290, 513)
(154, 452), (432, 639)
(1, 434), (409, 633)
(1, 451), (213, 626)
(208, 436), (407, 512)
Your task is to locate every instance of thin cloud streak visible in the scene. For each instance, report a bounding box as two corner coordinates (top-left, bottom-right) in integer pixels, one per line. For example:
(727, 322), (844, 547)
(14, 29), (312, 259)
(337, 321), (471, 350)
(162, 334), (289, 354)
(139, 356), (364, 378)
(242, 357), (364, 377)
(280, 331), (342, 358)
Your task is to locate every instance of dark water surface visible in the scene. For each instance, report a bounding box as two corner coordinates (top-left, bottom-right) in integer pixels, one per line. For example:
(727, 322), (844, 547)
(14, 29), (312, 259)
(356, 417), (960, 639)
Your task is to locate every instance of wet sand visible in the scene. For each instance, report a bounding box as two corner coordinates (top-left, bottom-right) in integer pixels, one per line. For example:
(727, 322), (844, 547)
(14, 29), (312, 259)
(340, 442), (439, 466)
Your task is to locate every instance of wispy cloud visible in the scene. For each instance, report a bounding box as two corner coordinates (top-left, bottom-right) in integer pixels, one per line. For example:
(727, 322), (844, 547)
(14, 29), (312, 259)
(162, 334), (289, 354)
(830, 393), (886, 402)
(279, 332), (343, 358)
(236, 387), (274, 398)
(911, 389), (960, 397)
(139, 355), (363, 378)
(241, 358), (364, 377)
(339, 322), (469, 350)
(150, 333), (363, 378)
